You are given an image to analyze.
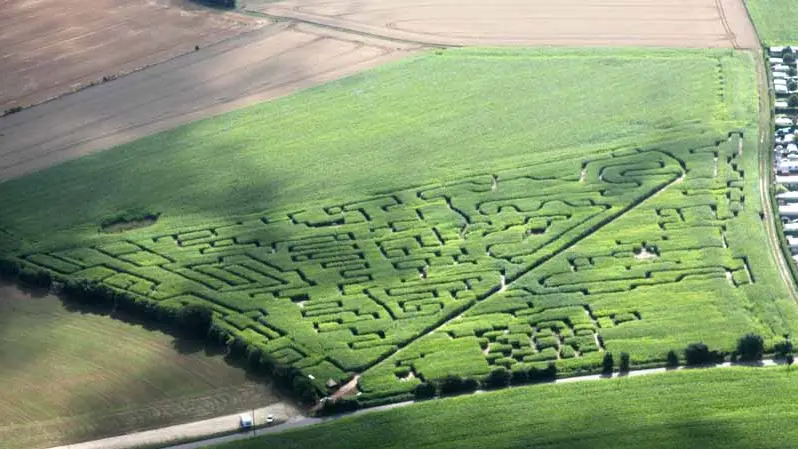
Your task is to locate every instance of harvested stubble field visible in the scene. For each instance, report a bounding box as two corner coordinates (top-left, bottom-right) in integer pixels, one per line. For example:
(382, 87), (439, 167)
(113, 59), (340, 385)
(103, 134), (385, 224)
(257, 0), (759, 48)
(0, 22), (419, 181)
(0, 283), (295, 449)
(744, 0), (798, 44)
(0, 0), (262, 111)
(0, 48), (793, 404)
(213, 368), (798, 449)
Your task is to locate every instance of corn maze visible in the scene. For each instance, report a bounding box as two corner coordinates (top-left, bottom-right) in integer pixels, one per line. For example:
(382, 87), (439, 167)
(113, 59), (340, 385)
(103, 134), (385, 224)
(16, 132), (783, 397)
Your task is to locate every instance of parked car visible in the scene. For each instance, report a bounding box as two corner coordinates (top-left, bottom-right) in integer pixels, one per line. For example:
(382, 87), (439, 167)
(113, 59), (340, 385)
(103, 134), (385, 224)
(240, 414), (254, 430)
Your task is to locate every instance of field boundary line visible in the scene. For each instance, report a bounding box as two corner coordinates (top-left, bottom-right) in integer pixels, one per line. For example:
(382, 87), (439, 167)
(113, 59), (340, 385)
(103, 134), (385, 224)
(0, 16), (274, 116)
(246, 9), (451, 48)
(754, 48), (798, 306)
(63, 359), (783, 449)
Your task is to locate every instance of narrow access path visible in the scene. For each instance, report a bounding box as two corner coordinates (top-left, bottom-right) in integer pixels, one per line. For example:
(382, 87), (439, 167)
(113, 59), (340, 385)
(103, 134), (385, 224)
(47, 403), (300, 449)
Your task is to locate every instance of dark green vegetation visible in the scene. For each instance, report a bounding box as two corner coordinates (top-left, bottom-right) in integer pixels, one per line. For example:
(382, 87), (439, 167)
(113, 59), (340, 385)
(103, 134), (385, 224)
(745, 0), (798, 44)
(211, 368), (798, 449)
(0, 283), (287, 449)
(0, 48), (794, 403)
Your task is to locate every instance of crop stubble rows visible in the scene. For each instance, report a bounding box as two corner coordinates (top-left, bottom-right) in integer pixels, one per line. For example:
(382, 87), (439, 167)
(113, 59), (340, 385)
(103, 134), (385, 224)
(0, 22), (419, 181)
(0, 0), (262, 110)
(257, 0), (760, 48)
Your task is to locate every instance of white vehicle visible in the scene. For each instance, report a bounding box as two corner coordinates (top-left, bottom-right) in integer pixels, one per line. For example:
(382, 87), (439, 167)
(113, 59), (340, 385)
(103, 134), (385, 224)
(774, 71), (789, 79)
(778, 192), (798, 205)
(774, 64), (790, 72)
(771, 46), (785, 54)
(771, 57), (785, 64)
(776, 85), (790, 95)
(776, 117), (794, 127)
(239, 414), (254, 429)
(776, 101), (790, 110)
(267, 414), (275, 424)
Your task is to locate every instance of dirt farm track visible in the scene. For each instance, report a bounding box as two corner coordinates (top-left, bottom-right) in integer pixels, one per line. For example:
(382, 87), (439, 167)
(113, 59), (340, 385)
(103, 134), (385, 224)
(0, 0), (761, 182)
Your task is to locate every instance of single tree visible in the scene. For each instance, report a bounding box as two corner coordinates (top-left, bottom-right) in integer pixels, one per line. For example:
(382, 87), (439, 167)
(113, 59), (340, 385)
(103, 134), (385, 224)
(685, 343), (712, 366)
(666, 350), (679, 368)
(737, 333), (764, 362)
(619, 352), (631, 374)
(462, 378), (480, 392)
(414, 382), (436, 399)
(788, 80), (797, 92)
(602, 352), (614, 376)
(511, 368), (529, 385)
(179, 303), (214, 338)
(789, 66), (798, 77)
(775, 339), (793, 359)
(484, 367), (511, 389)
(292, 376), (320, 405)
(789, 94), (798, 108)
(0, 258), (20, 278)
(787, 354), (795, 371)
(438, 374), (464, 396)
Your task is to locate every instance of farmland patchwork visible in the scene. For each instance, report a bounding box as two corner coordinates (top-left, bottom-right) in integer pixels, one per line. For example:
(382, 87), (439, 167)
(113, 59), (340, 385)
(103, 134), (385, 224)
(1, 47), (794, 401)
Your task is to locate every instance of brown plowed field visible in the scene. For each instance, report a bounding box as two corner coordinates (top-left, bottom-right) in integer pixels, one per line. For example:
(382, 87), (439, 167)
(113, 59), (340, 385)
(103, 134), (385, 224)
(0, 0), (264, 111)
(257, 0), (759, 49)
(0, 22), (419, 180)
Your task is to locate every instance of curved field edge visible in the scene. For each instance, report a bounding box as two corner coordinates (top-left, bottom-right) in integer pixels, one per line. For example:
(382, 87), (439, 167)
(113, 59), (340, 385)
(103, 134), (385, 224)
(210, 367), (798, 449)
(0, 284), (291, 449)
(0, 47), (794, 401)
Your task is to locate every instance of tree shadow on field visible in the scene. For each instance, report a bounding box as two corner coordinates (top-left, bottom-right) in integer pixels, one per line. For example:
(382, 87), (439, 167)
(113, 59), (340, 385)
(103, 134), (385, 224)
(0, 279), (302, 449)
(1, 278), (50, 299)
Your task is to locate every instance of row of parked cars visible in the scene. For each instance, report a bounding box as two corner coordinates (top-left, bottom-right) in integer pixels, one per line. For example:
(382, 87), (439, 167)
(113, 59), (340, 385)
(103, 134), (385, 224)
(771, 47), (798, 261)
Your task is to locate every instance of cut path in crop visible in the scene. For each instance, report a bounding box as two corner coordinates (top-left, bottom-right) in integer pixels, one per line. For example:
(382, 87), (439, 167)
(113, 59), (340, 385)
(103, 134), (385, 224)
(256, 0), (760, 48)
(362, 162), (686, 382)
(0, 22), (419, 181)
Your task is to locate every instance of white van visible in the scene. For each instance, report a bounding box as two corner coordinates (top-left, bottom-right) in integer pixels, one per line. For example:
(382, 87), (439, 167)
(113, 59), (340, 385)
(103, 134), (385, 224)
(239, 414), (253, 429)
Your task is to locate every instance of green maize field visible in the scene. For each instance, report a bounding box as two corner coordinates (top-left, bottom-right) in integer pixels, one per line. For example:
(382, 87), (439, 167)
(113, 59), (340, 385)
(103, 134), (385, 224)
(745, 0), (798, 45)
(0, 47), (794, 399)
(210, 367), (798, 449)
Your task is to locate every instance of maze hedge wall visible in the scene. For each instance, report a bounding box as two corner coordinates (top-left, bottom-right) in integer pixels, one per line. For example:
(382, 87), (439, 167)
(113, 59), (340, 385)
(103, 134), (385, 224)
(5, 131), (797, 399)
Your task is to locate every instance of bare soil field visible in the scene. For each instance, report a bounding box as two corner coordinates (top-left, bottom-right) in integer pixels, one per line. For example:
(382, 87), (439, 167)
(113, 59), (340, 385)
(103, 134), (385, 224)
(0, 0), (265, 111)
(256, 0), (759, 48)
(0, 282), (300, 449)
(0, 22), (419, 180)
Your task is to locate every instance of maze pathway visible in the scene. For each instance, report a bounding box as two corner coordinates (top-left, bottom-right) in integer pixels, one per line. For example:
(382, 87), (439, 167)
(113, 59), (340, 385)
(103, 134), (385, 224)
(20, 134), (761, 395)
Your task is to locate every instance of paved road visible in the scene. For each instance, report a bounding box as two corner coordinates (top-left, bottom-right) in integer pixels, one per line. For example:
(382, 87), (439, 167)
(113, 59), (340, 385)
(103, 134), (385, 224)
(47, 403), (301, 449)
(50, 359), (782, 449)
